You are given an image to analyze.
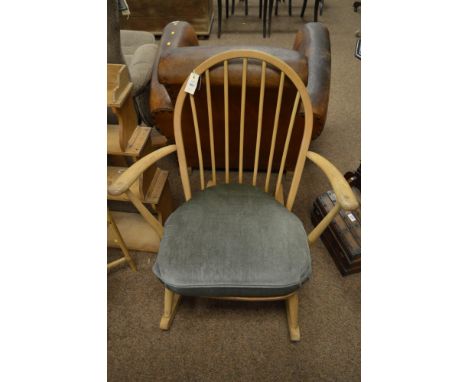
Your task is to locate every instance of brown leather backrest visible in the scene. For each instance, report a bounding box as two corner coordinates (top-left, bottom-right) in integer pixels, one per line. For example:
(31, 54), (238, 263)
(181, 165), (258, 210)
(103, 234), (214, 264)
(157, 46), (309, 171)
(150, 22), (331, 171)
(159, 45), (308, 86)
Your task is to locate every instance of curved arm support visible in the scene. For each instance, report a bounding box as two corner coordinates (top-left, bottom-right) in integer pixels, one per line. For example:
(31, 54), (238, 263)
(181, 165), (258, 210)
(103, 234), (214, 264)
(306, 151), (359, 210)
(306, 151), (359, 245)
(108, 144), (177, 196)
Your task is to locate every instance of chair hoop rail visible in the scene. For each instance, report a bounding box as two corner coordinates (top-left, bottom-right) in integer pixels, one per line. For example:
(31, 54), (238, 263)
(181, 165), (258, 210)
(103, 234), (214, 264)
(173, 49), (314, 211)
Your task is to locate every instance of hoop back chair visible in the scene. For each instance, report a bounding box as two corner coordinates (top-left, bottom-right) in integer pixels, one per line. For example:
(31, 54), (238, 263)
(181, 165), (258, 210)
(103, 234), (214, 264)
(108, 50), (358, 341)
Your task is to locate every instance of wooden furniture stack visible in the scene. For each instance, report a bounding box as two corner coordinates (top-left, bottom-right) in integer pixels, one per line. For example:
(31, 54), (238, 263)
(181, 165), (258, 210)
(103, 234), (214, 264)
(107, 64), (173, 269)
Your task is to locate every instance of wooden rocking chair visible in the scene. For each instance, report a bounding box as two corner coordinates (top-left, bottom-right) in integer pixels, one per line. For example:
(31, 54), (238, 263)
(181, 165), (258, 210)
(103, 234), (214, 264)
(108, 50), (358, 341)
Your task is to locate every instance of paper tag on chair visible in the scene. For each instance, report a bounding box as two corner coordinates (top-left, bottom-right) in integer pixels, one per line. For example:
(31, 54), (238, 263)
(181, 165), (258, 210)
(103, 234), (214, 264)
(184, 72), (200, 95)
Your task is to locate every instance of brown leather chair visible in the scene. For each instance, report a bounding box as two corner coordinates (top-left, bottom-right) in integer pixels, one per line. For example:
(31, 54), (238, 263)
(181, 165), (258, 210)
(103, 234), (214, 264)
(150, 21), (331, 171)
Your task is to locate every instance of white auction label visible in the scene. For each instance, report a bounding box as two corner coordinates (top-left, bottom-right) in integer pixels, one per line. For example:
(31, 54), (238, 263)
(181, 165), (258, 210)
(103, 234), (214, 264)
(347, 213), (356, 222)
(184, 72), (200, 95)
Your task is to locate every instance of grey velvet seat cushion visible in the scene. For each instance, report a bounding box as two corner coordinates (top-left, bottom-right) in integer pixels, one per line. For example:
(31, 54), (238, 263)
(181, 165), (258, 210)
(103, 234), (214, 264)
(153, 184), (311, 297)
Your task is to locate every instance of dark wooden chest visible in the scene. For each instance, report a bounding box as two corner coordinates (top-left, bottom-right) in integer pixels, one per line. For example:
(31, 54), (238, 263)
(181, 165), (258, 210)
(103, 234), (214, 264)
(311, 186), (361, 276)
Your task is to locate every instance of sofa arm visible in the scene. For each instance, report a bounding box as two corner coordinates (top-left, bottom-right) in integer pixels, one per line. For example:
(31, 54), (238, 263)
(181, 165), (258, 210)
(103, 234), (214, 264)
(150, 21), (199, 116)
(293, 23), (331, 139)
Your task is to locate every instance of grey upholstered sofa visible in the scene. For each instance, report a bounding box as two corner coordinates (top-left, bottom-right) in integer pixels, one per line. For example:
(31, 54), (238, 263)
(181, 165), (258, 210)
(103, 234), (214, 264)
(107, 0), (158, 126)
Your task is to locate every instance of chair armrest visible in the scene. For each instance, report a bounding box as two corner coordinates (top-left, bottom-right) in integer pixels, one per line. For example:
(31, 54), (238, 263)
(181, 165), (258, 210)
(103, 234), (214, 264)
(150, 21), (199, 115)
(306, 151), (359, 244)
(293, 23), (331, 139)
(306, 151), (359, 211)
(108, 145), (177, 196)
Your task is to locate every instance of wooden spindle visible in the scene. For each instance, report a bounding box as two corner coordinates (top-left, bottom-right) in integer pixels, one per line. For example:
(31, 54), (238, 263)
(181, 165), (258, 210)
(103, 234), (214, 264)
(239, 58), (247, 184)
(265, 71), (285, 192)
(205, 69), (216, 185)
(224, 60), (230, 183)
(189, 94), (205, 190)
(275, 92), (300, 197)
(253, 61), (267, 186)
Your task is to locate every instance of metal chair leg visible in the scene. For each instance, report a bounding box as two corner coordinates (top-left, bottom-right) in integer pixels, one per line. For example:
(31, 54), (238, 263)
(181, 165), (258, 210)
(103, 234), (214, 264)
(217, 0), (222, 38)
(268, 0), (273, 37)
(226, 0), (229, 18)
(245, 0), (248, 15)
(288, 0), (292, 16)
(300, 0), (308, 18)
(259, 0), (263, 18)
(262, 0), (267, 37)
(314, 0), (319, 21)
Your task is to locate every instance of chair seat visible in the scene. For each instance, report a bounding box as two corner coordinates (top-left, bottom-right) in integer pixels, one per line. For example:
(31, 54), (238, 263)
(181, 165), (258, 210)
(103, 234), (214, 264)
(153, 184), (311, 297)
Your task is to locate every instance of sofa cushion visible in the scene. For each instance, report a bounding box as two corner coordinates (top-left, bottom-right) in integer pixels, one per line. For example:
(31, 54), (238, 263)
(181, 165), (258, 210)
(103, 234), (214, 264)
(120, 30), (156, 56)
(125, 44), (158, 95)
(153, 184), (311, 297)
(120, 30), (158, 95)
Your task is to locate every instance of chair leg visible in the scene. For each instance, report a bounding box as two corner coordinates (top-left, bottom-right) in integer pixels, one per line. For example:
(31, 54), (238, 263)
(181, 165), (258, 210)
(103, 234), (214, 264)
(262, 0), (267, 37)
(288, 0), (292, 15)
(259, 0), (262, 18)
(285, 293), (300, 342)
(226, 0), (229, 18)
(275, 0), (278, 16)
(217, 0), (222, 38)
(268, 0), (273, 37)
(314, 0), (320, 21)
(300, 0), (308, 18)
(232, 0), (235, 15)
(245, 0), (248, 15)
(160, 288), (181, 330)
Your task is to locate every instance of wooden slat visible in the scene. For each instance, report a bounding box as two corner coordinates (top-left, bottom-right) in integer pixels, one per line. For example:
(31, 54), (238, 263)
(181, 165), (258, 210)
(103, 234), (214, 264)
(224, 60), (229, 183)
(189, 95), (205, 190)
(107, 125), (151, 157)
(205, 69), (216, 186)
(238, 58), (248, 184)
(145, 168), (169, 204)
(107, 166), (141, 201)
(265, 71), (285, 192)
(275, 92), (301, 197)
(107, 210), (136, 271)
(253, 61), (267, 186)
(108, 211), (160, 253)
(125, 189), (164, 239)
(107, 64), (132, 107)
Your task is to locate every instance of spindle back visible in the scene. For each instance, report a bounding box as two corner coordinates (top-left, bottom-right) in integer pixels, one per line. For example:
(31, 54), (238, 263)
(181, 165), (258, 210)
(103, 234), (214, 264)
(173, 50), (314, 211)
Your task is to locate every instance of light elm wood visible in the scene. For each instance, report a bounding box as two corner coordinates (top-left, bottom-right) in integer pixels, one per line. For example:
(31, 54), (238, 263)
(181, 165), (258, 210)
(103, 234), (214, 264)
(125, 189), (164, 240)
(107, 211), (160, 253)
(160, 288), (182, 330)
(189, 94), (205, 190)
(107, 64), (132, 107)
(253, 61), (267, 187)
(306, 151), (359, 211)
(238, 58), (248, 184)
(265, 71), (285, 193)
(108, 145), (177, 196)
(275, 92), (301, 198)
(308, 202), (341, 244)
(205, 69), (217, 186)
(224, 60), (230, 183)
(286, 293), (300, 341)
(107, 64), (137, 151)
(109, 50), (360, 342)
(107, 210), (137, 271)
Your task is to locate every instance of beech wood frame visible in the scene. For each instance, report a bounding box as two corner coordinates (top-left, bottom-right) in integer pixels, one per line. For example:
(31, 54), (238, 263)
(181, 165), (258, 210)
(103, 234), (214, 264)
(108, 50), (358, 341)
